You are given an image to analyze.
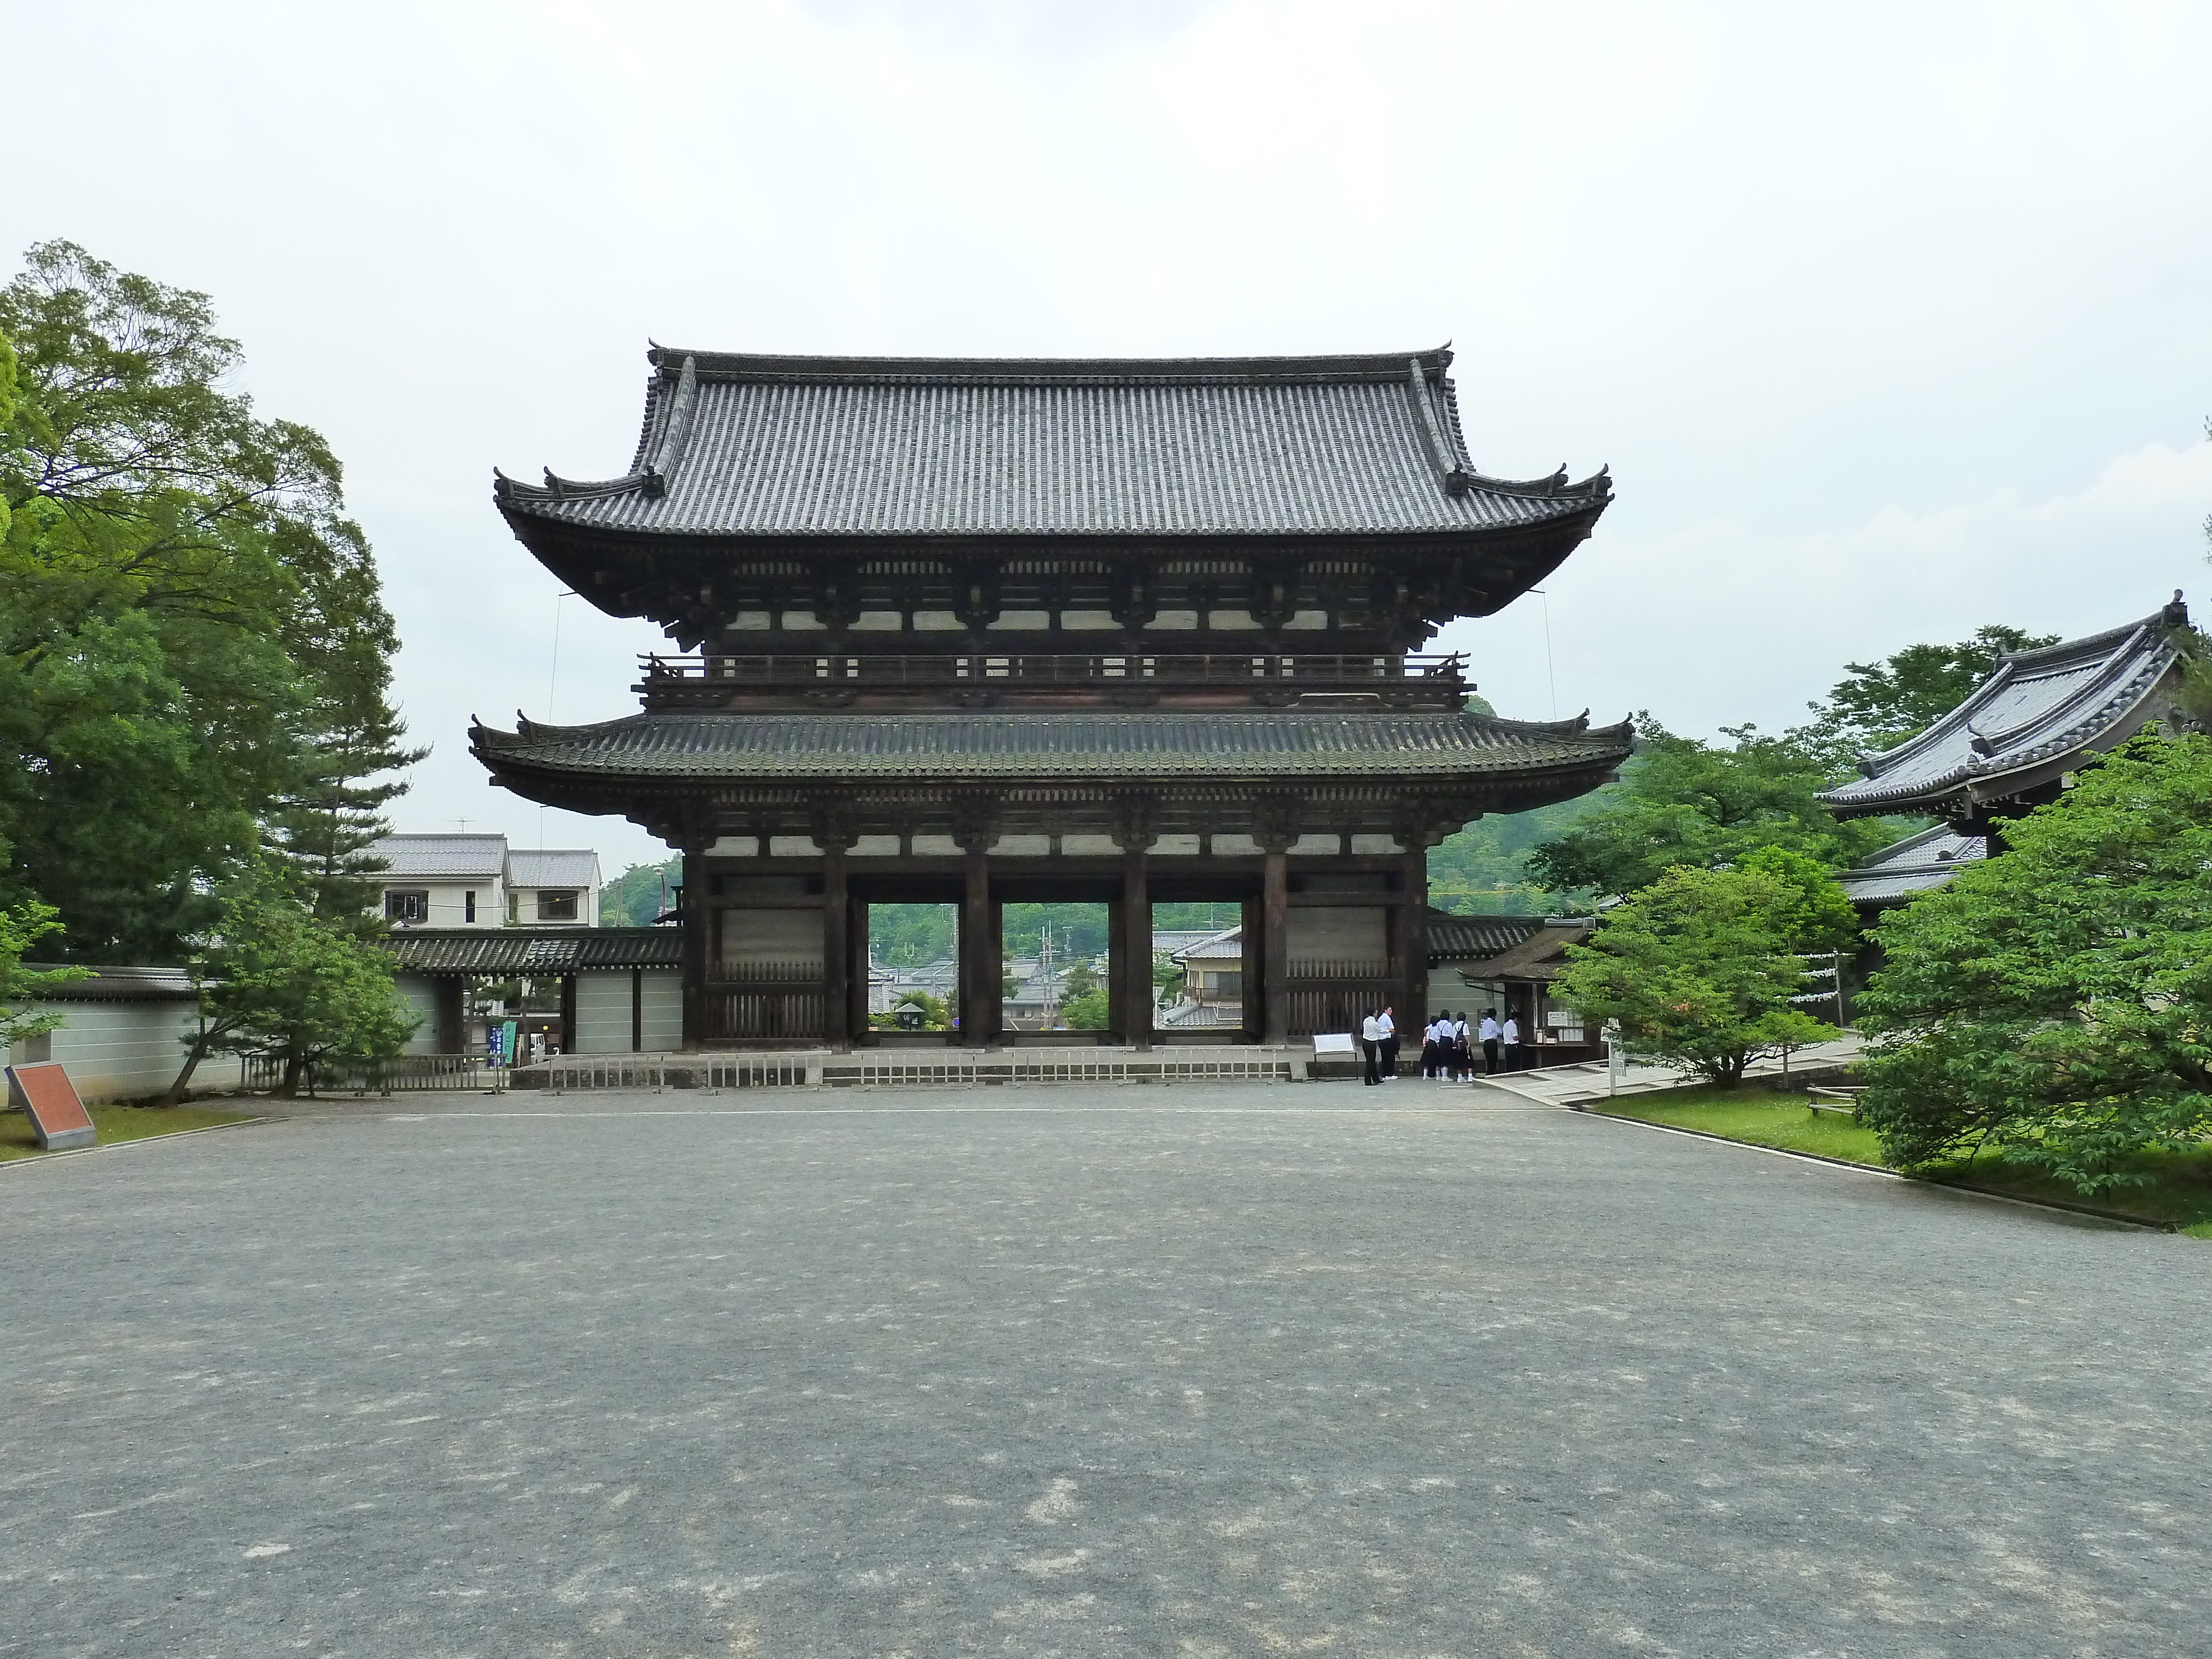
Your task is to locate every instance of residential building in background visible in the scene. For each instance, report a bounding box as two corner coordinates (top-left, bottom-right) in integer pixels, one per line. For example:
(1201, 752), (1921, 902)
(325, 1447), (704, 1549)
(373, 834), (602, 928)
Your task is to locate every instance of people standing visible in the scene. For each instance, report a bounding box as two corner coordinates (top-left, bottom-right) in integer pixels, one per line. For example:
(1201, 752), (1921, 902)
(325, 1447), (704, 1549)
(1501, 1010), (1522, 1071)
(1378, 1005), (1397, 1081)
(1422, 1013), (1445, 1078)
(1450, 1011), (1471, 1081)
(1478, 1009), (1501, 1075)
(1359, 1009), (1383, 1086)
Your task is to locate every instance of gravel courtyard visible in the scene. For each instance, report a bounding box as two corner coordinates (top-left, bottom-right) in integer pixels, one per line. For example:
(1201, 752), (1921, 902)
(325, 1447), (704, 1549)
(2, 1081), (2206, 1657)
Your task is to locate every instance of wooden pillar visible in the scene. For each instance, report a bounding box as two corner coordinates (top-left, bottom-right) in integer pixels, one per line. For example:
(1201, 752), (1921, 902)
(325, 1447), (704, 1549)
(1399, 827), (1431, 1041)
(1261, 841), (1291, 1045)
(679, 846), (709, 1051)
(434, 977), (465, 1054)
(558, 973), (577, 1056)
(959, 832), (993, 1048)
(847, 896), (872, 1044)
(822, 838), (851, 1053)
(630, 968), (644, 1053)
(1120, 840), (1153, 1051)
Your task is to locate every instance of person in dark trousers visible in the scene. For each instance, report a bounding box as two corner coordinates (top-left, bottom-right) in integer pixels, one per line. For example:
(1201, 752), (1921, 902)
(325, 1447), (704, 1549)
(1378, 1005), (1398, 1081)
(1478, 1009), (1501, 1075)
(1360, 1010), (1384, 1086)
(1501, 1010), (1523, 1071)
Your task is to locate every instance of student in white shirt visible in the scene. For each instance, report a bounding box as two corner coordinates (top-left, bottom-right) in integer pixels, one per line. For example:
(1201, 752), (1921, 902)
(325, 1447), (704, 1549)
(1359, 1011), (1383, 1086)
(1377, 1006), (1397, 1080)
(1478, 1010), (1501, 1074)
(1501, 1012), (1522, 1071)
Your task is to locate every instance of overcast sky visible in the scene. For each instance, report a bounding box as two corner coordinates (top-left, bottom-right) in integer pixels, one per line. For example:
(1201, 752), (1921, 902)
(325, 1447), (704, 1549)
(15, 1), (2210, 874)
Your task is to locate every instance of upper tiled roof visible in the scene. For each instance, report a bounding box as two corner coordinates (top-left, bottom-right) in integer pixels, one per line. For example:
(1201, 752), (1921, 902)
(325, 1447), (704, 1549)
(372, 834), (509, 879)
(385, 928), (680, 974)
(504, 848), (601, 890)
(1836, 825), (1986, 907)
(494, 347), (1609, 539)
(1817, 599), (2192, 816)
(472, 708), (1634, 782)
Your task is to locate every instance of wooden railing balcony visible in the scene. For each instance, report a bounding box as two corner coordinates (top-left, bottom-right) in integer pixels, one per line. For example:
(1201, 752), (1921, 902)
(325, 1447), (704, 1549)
(637, 651), (1468, 707)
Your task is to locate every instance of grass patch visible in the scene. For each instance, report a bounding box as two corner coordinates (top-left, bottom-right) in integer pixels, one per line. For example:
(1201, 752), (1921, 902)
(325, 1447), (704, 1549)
(1, 1101), (257, 1162)
(1593, 1084), (2212, 1234)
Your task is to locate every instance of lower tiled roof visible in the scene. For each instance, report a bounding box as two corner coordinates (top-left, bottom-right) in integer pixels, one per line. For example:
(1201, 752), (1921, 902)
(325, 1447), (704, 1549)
(1837, 825), (1986, 907)
(472, 709), (1631, 781)
(385, 927), (681, 974)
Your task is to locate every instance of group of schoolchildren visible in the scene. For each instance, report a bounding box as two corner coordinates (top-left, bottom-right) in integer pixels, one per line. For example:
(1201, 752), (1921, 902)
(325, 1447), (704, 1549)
(1355, 1006), (1520, 1085)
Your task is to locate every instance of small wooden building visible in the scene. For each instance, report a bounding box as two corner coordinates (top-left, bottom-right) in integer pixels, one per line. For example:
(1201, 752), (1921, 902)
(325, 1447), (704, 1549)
(474, 347), (1630, 1050)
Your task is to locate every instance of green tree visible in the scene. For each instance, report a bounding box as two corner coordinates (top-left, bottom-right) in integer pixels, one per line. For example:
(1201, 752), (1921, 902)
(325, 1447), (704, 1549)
(1552, 862), (1837, 1087)
(170, 860), (416, 1099)
(0, 900), (88, 1048)
(1854, 734), (2212, 1194)
(1060, 958), (1098, 1001)
(1062, 988), (1110, 1030)
(1735, 845), (1860, 951)
(0, 241), (412, 958)
(1526, 719), (1895, 901)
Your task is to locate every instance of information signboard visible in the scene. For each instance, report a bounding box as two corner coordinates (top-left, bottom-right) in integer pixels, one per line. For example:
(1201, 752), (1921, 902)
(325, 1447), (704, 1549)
(7, 1062), (96, 1150)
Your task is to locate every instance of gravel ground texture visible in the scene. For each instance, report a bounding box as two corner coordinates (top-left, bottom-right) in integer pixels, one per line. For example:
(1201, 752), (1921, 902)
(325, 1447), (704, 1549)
(2, 1079), (2206, 1657)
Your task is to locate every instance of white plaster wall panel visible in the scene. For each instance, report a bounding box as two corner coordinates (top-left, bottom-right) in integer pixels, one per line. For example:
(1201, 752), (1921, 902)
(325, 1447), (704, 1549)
(995, 834), (1051, 856)
(638, 972), (684, 1051)
(35, 1002), (243, 1102)
(571, 971), (634, 1054)
(1151, 834), (1201, 856)
(910, 834), (963, 857)
(1212, 833), (1260, 855)
(850, 835), (900, 858)
(768, 836), (821, 857)
(708, 836), (758, 856)
(1351, 834), (1401, 855)
(1059, 834), (1120, 856)
(1288, 834), (1338, 855)
(394, 974), (442, 1055)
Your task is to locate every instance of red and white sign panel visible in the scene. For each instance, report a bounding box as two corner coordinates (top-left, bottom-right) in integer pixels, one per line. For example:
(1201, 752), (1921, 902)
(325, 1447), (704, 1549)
(7, 1062), (96, 1151)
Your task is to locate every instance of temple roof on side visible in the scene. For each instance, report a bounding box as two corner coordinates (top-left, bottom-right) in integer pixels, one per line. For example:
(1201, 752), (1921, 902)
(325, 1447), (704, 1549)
(384, 927), (681, 974)
(493, 346), (1609, 540)
(1815, 598), (2192, 817)
(470, 708), (1634, 782)
(1835, 824), (1986, 908)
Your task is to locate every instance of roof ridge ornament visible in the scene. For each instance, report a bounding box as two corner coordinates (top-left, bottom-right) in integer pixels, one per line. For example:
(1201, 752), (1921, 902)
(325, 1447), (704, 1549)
(1405, 357), (1471, 496)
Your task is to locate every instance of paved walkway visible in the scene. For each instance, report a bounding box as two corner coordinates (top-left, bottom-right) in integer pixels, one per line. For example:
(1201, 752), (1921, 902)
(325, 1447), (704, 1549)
(1475, 1035), (1866, 1108)
(3, 1081), (2205, 1656)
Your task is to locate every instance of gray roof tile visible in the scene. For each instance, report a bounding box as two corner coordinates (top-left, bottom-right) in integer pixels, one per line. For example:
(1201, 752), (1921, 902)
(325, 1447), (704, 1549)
(472, 709), (1633, 782)
(495, 348), (1608, 540)
(1818, 603), (2190, 815)
(372, 834), (510, 879)
(385, 928), (680, 974)
(1837, 825), (1986, 906)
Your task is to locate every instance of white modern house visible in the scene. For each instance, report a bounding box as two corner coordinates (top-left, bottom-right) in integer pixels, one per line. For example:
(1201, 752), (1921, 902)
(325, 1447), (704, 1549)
(372, 834), (601, 929)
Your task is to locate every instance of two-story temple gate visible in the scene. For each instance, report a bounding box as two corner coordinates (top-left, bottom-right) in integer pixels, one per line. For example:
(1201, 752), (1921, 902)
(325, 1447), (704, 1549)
(474, 347), (1631, 1051)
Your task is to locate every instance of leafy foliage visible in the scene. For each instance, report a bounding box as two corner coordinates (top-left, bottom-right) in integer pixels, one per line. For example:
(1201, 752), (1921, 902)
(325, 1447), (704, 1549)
(0, 901), (88, 1047)
(174, 859), (416, 1099)
(0, 241), (411, 958)
(1552, 862), (1837, 1087)
(1526, 718), (1897, 901)
(1062, 987), (1110, 1030)
(1854, 734), (2212, 1193)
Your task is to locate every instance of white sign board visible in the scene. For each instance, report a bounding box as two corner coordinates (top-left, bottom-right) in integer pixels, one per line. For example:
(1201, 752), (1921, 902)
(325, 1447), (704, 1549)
(1312, 1032), (1355, 1055)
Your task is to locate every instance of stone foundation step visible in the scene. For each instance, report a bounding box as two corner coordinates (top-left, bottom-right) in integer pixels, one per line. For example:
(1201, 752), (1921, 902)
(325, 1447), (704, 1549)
(512, 1046), (1312, 1092)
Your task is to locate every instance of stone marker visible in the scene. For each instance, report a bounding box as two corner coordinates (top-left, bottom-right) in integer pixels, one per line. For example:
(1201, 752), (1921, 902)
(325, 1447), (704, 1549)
(8, 1062), (96, 1151)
